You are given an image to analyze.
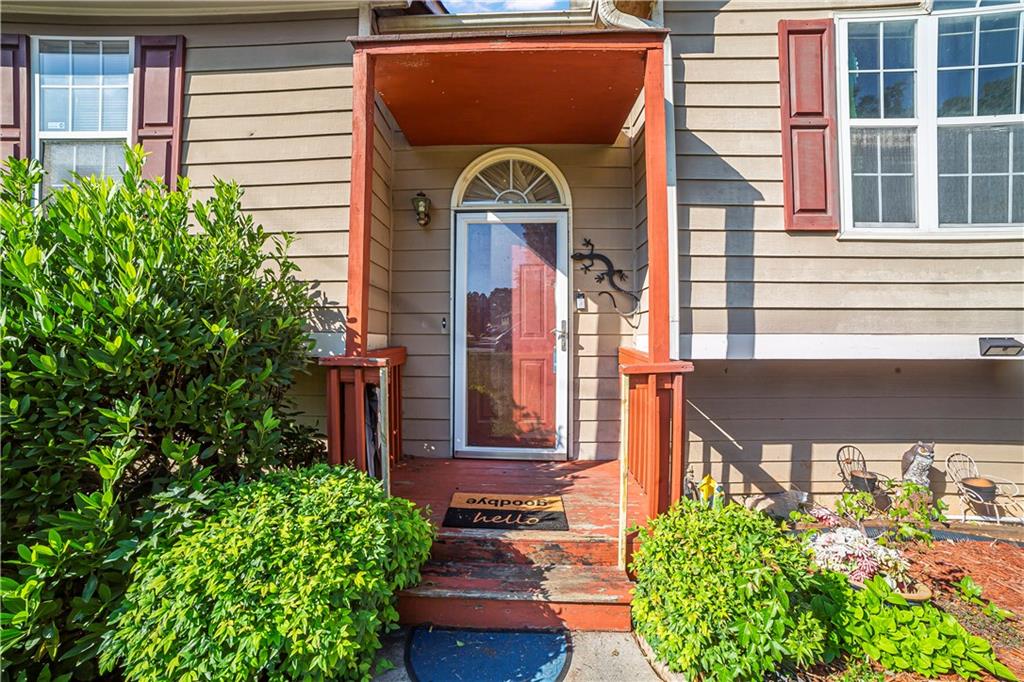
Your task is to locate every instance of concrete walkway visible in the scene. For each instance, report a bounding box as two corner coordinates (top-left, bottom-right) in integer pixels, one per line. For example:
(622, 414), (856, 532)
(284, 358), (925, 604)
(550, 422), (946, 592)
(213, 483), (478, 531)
(374, 628), (661, 681)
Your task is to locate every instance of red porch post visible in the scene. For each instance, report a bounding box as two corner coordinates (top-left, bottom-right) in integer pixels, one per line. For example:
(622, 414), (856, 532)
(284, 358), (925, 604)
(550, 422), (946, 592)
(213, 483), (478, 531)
(616, 43), (694, 528)
(323, 47), (382, 471)
(346, 48), (375, 358)
(643, 44), (671, 364)
(326, 366), (342, 465)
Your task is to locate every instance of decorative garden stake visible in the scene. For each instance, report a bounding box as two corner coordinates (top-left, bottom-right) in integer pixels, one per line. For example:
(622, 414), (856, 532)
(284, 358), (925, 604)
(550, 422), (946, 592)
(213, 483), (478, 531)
(571, 238), (640, 317)
(698, 473), (717, 504)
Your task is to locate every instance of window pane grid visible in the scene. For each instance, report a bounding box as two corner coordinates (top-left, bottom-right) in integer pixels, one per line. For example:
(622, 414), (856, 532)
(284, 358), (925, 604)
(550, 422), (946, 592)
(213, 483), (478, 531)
(938, 123), (1024, 225)
(851, 127), (918, 226)
(841, 9), (1024, 234)
(849, 21), (918, 119)
(461, 159), (562, 206)
(38, 39), (131, 134)
(34, 37), (132, 196)
(937, 11), (1022, 116)
(933, 0), (1021, 10)
(1018, 11), (1023, 114)
(40, 140), (124, 196)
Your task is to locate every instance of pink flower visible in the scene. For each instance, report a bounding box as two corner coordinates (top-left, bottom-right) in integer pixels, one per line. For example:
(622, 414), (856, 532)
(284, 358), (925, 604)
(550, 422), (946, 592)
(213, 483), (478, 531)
(808, 506), (841, 528)
(806, 528), (910, 587)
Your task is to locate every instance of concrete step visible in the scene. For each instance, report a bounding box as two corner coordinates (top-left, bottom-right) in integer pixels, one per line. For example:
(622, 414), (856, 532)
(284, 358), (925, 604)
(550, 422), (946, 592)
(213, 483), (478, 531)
(398, 561), (633, 632)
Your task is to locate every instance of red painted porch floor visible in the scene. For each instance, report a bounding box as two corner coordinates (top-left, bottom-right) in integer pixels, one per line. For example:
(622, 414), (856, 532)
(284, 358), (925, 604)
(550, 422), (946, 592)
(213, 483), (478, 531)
(391, 457), (649, 631)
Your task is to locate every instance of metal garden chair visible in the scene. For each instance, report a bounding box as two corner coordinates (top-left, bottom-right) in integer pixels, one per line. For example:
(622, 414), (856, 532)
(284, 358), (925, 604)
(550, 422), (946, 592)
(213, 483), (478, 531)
(836, 445), (894, 495)
(946, 452), (1023, 524)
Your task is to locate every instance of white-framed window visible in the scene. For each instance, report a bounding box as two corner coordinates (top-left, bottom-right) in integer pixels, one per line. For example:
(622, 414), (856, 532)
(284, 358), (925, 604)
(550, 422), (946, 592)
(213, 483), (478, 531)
(837, 0), (1024, 237)
(31, 37), (134, 196)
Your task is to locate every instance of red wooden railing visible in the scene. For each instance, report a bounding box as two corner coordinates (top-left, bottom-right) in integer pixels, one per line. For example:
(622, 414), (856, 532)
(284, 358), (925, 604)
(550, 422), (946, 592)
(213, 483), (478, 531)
(320, 347), (406, 491)
(618, 347), (695, 520)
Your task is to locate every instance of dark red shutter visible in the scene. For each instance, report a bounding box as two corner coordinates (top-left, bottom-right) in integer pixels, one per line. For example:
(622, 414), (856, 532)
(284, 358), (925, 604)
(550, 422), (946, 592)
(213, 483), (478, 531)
(778, 19), (839, 232)
(133, 35), (185, 190)
(1, 33), (29, 164)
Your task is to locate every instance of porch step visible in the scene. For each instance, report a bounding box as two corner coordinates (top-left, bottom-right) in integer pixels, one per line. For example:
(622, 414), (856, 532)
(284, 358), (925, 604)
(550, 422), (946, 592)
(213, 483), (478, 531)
(398, 561), (633, 632)
(431, 527), (619, 566)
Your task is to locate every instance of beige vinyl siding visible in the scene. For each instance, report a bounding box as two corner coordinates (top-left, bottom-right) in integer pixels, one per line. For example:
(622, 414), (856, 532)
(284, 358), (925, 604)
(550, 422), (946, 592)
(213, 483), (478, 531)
(687, 360), (1024, 513)
(665, 1), (1024, 341)
(390, 139), (639, 460)
(667, 1), (1023, 509)
(291, 365), (328, 434)
(628, 99), (650, 350)
(3, 12), (358, 343)
(368, 101), (394, 350)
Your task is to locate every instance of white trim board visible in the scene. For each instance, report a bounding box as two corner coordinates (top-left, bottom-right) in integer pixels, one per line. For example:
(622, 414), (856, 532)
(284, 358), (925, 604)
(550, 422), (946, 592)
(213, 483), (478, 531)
(682, 334), (1024, 360)
(451, 211), (570, 460)
(835, 7), (1024, 238)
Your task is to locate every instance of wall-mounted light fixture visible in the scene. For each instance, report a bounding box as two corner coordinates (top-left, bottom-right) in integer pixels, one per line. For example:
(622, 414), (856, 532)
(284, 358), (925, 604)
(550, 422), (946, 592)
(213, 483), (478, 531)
(411, 191), (431, 227)
(979, 337), (1024, 357)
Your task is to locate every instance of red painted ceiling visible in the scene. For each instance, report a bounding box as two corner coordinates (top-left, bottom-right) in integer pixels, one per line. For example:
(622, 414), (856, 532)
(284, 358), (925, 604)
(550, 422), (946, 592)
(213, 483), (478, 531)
(374, 48), (647, 146)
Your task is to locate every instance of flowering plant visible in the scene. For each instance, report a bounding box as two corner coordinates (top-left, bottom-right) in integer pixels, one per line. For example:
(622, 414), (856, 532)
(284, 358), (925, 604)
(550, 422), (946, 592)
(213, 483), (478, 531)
(806, 505), (841, 528)
(806, 527), (911, 590)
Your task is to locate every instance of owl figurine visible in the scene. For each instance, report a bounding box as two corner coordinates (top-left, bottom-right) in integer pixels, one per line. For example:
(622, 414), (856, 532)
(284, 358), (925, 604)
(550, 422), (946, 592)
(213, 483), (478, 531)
(901, 441), (935, 487)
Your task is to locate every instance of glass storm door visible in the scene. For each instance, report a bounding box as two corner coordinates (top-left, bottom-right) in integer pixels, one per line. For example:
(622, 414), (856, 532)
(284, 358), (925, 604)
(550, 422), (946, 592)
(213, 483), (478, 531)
(454, 212), (568, 459)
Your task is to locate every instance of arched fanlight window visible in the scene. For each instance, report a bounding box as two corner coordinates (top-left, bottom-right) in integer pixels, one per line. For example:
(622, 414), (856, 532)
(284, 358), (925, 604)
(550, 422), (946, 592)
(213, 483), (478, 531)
(461, 158), (563, 205)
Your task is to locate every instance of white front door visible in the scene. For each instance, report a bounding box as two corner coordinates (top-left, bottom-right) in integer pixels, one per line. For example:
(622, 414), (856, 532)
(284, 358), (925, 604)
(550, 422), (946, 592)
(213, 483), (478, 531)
(453, 211), (569, 460)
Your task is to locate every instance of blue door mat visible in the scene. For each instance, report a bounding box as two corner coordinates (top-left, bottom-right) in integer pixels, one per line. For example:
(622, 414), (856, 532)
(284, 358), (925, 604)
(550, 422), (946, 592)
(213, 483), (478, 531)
(406, 626), (571, 682)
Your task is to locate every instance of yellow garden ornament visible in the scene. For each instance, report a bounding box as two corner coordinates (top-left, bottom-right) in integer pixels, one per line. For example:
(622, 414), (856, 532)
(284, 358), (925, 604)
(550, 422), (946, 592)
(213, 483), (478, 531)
(698, 474), (717, 503)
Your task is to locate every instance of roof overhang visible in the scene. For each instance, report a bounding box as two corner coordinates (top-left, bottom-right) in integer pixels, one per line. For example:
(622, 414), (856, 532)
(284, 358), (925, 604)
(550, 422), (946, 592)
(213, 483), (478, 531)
(0, 0), (401, 17)
(355, 30), (667, 146)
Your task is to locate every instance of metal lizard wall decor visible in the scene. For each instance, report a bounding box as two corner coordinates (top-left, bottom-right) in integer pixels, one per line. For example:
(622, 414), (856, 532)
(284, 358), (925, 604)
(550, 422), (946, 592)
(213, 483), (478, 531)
(571, 238), (641, 318)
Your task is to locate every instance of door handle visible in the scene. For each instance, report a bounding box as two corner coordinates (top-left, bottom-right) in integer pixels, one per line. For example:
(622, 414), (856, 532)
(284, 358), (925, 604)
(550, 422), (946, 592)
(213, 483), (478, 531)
(551, 320), (567, 352)
(551, 321), (567, 374)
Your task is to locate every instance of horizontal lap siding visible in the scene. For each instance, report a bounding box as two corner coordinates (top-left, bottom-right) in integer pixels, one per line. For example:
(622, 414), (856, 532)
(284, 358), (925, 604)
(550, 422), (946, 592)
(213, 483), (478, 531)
(686, 360), (1024, 513)
(669, 1), (1023, 510)
(391, 138), (638, 460)
(183, 26), (354, 340)
(5, 13), (358, 438)
(292, 365), (329, 436)
(3, 13), (358, 340)
(629, 101), (650, 350)
(666, 2), (1024, 338)
(368, 103), (394, 350)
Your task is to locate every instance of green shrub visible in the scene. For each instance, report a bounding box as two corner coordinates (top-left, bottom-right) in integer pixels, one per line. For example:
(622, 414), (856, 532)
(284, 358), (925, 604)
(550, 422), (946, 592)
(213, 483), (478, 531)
(101, 465), (434, 682)
(812, 574), (1018, 681)
(0, 148), (319, 677)
(834, 482), (947, 546)
(631, 500), (830, 681)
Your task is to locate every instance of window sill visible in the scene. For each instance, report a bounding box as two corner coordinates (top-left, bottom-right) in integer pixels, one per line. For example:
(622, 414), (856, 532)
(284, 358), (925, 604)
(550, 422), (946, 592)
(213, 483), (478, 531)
(838, 228), (1024, 241)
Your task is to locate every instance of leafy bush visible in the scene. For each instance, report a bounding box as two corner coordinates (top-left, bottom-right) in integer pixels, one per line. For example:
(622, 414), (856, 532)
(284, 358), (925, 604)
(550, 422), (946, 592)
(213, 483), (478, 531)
(883, 481), (947, 545)
(812, 574), (1018, 681)
(101, 465), (433, 681)
(631, 500), (830, 680)
(632, 500), (1016, 681)
(1, 396), (217, 680)
(833, 482), (947, 546)
(0, 149), (319, 677)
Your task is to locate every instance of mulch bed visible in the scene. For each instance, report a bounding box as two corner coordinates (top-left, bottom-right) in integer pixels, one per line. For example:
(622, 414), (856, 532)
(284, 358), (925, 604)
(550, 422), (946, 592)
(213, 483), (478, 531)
(899, 539), (1024, 680)
(804, 538), (1024, 682)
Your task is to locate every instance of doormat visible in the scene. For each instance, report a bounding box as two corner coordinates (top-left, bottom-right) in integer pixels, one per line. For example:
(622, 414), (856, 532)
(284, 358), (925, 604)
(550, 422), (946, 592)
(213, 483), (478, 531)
(406, 626), (571, 682)
(442, 493), (569, 531)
